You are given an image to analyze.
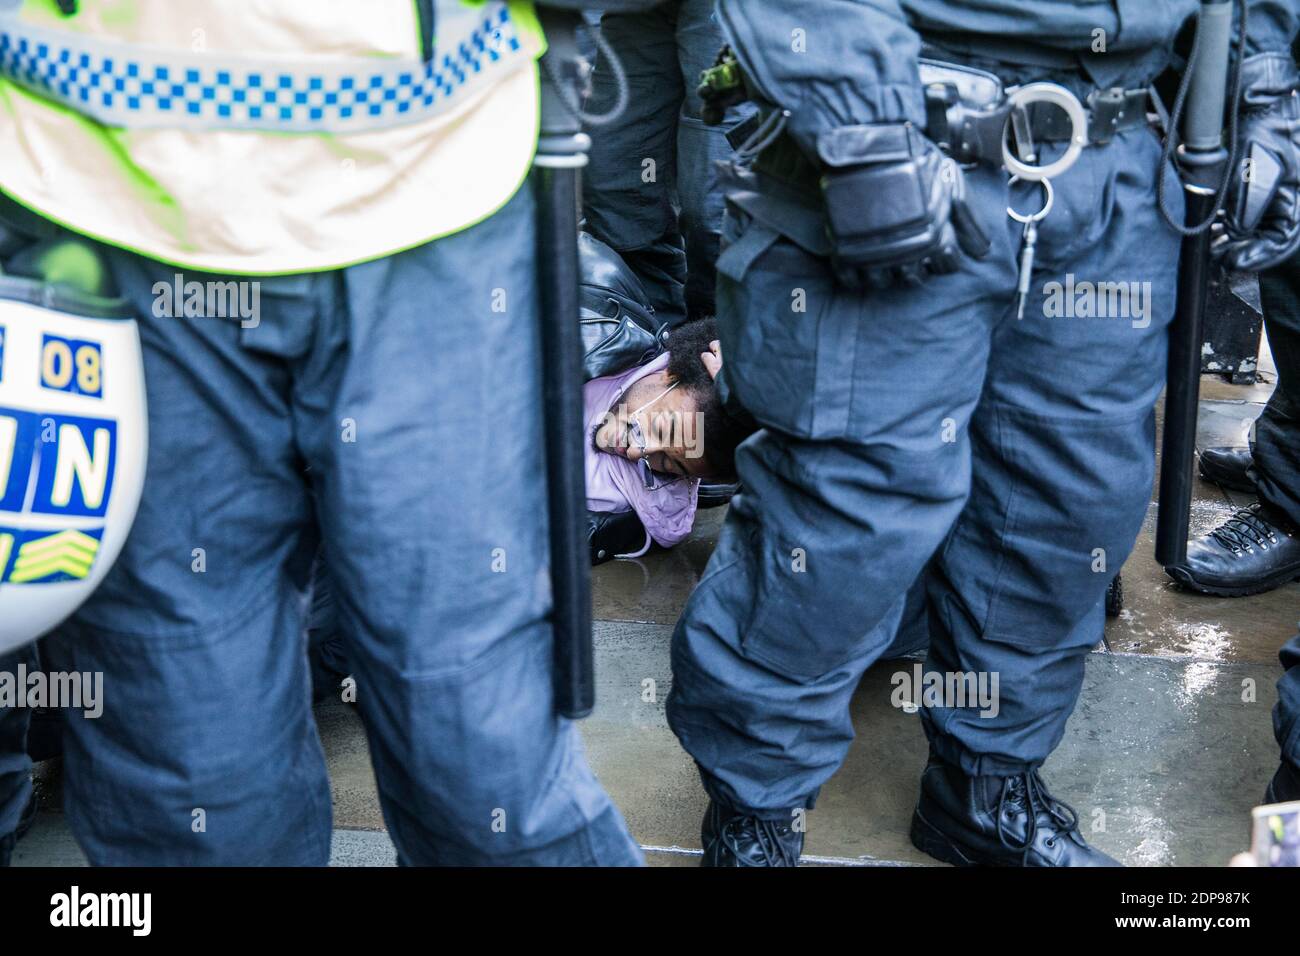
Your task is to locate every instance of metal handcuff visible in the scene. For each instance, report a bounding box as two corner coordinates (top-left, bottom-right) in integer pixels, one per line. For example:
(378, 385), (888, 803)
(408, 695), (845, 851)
(1001, 82), (1088, 318)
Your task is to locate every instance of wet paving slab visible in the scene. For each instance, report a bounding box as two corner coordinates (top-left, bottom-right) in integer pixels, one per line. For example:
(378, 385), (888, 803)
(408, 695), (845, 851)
(317, 699), (384, 832)
(7, 810), (398, 867)
(1195, 397), (1266, 451)
(583, 621), (1283, 867)
(1119, 380), (1299, 666)
(591, 506), (724, 627)
(1108, 500), (1300, 665)
(23, 622), (1282, 868)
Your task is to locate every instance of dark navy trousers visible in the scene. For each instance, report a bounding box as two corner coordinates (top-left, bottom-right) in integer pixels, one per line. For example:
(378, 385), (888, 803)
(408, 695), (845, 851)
(0, 645), (35, 865)
(583, 0), (752, 326)
(42, 187), (643, 865)
(1259, 254), (1300, 779)
(1255, 253), (1300, 529)
(667, 127), (1183, 814)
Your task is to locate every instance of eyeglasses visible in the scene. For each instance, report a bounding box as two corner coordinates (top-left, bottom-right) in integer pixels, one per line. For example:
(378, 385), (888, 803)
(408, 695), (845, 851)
(627, 381), (683, 490)
(627, 416), (686, 489)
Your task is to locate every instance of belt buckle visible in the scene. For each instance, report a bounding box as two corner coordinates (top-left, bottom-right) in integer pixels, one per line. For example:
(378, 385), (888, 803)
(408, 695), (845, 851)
(1003, 82), (1088, 181)
(1086, 87), (1138, 145)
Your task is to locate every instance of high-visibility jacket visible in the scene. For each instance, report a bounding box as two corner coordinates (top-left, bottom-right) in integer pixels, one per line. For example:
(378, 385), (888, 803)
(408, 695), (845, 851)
(0, 0), (545, 274)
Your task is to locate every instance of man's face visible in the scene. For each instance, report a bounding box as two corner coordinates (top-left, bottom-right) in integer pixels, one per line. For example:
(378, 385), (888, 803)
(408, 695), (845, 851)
(592, 370), (713, 480)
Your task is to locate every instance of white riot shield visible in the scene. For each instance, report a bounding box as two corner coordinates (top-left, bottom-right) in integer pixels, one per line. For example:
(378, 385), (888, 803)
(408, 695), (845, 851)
(0, 295), (147, 654)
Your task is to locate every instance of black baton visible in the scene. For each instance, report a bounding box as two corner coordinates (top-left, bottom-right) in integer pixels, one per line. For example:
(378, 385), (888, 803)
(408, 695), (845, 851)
(1156, 0), (1235, 569)
(534, 7), (595, 719)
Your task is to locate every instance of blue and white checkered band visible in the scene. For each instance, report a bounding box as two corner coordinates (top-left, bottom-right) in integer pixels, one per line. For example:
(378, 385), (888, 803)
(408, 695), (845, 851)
(0, 3), (526, 133)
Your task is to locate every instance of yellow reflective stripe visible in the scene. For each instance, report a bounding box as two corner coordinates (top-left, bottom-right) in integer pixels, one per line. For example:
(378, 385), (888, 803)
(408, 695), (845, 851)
(7, 530), (100, 582)
(12, 529), (99, 562)
(9, 554), (96, 582)
(9, 558), (94, 582)
(0, 533), (12, 576)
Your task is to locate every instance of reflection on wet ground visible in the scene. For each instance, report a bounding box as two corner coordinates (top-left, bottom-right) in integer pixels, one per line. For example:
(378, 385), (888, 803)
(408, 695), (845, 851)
(1107, 500), (1300, 663)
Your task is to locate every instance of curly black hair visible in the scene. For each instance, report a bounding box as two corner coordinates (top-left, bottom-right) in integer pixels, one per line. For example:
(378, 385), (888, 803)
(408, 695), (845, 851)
(665, 317), (754, 480)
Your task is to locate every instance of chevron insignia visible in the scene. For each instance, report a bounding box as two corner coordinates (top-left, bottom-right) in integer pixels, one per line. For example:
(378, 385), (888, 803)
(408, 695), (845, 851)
(3, 528), (101, 584)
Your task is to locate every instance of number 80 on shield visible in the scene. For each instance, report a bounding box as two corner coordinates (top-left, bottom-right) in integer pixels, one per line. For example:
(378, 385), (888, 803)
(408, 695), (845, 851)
(40, 335), (103, 399)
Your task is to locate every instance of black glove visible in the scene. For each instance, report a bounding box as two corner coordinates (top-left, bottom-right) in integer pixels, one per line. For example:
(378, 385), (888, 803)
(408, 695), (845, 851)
(1220, 53), (1300, 272)
(817, 123), (990, 288)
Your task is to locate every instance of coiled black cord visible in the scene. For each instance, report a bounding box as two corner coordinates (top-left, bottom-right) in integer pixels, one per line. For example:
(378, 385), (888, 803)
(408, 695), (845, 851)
(543, 17), (631, 128)
(1157, 0), (1249, 236)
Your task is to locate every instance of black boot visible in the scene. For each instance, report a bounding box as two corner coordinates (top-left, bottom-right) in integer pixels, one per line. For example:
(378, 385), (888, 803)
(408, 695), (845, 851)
(1198, 446), (1257, 494)
(1165, 503), (1300, 597)
(700, 801), (803, 867)
(910, 756), (1120, 866)
(1266, 761), (1300, 805)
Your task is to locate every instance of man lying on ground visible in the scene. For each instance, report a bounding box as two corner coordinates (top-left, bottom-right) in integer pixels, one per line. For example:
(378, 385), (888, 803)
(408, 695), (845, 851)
(307, 237), (754, 700)
(587, 315), (748, 558)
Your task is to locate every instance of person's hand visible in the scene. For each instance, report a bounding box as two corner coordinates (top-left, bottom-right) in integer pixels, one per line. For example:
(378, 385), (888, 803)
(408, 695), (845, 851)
(701, 339), (722, 381)
(1220, 53), (1300, 272)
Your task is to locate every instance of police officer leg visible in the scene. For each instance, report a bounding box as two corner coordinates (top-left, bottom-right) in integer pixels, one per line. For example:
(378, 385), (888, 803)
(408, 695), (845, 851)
(667, 168), (1013, 864)
(303, 187), (642, 866)
(0, 644), (36, 866)
(1254, 256), (1300, 525)
(1269, 629), (1300, 803)
(672, 0), (753, 323)
(583, 2), (690, 326)
(43, 255), (332, 865)
(1171, 199), (1300, 595)
(305, 552), (351, 705)
(913, 131), (1181, 867)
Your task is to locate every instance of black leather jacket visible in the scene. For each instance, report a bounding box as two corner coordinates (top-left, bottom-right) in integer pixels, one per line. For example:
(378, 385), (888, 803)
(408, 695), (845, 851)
(579, 233), (670, 564)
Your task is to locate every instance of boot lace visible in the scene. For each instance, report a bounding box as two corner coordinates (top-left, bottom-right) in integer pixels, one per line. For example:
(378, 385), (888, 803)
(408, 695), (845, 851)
(718, 814), (800, 867)
(996, 771), (1082, 865)
(1210, 507), (1282, 555)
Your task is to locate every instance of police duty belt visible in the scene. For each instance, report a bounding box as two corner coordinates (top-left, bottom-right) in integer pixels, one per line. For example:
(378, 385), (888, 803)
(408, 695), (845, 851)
(919, 59), (1157, 181)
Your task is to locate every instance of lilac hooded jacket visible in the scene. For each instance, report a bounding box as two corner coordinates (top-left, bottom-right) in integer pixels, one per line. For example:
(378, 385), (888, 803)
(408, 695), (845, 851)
(584, 353), (700, 550)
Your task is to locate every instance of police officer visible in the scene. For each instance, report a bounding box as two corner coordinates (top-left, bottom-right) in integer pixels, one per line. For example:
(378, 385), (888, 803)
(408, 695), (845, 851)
(1170, 249), (1300, 596)
(1257, 256), (1300, 807)
(583, 0), (753, 327)
(1270, 626), (1300, 804)
(0, 0), (642, 865)
(665, 0), (1300, 866)
(0, 647), (36, 867)
(0, 217), (32, 868)
(1163, 42), (1300, 809)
